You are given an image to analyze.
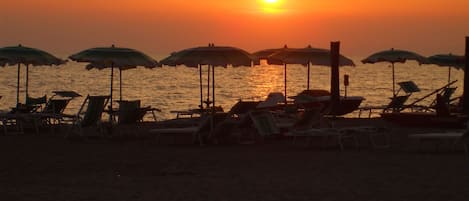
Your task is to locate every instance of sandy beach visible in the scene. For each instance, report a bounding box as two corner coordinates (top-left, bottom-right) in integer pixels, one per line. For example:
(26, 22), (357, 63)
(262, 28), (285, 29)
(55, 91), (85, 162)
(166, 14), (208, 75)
(1, 119), (468, 201)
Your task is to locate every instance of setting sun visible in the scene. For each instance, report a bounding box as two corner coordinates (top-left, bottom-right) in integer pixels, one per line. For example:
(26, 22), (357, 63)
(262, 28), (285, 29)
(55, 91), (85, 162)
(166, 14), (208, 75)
(265, 0), (278, 4)
(259, 0), (284, 14)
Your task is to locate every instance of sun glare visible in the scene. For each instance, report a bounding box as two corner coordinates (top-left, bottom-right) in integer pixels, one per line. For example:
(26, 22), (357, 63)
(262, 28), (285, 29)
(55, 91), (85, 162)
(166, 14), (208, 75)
(260, 0), (283, 14)
(265, 0), (278, 4)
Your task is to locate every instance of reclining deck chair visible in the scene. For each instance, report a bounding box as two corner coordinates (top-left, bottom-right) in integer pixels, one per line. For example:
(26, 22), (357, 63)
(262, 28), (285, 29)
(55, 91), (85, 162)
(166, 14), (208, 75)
(284, 108), (358, 150)
(402, 80), (458, 112)
(150, 113), (227, 145)
(65, 95), (110, 138)
(117, 100), (159, 124)
(249, 110), (281, 142)
(23, 95), (48, 113)
(33, 91), (81, 130)
(408, 130), (468, 156)
(358, 81), (419, 118)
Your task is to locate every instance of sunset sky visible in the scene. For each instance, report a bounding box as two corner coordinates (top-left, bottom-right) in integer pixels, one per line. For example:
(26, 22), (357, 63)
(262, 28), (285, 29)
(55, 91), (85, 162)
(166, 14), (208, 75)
(2, 0), (469, 57)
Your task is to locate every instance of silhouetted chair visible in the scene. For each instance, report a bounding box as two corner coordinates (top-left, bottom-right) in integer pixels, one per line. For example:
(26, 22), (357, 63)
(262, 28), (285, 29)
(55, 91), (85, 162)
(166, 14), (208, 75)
(22, 95), (47, 113)
(65, 95), (110, 138)
(150, 114), (214, 145)
(358, 95), (410, 118)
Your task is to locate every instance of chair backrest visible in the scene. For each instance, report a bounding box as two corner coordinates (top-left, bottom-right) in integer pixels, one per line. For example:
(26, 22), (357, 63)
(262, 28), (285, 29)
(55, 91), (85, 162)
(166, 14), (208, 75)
(43, 98), (71, 114)
(197, 112), (228, 133)
(397, 81), (420, 94)
(117, 100), (141, 124)
(227, 100), (260, 117)
(257, 92), (285, 109)
(77, 95), (110, 127)
(249, 110), (280, 136)
(441, 87), (457, 103)
(385, 95), (410, 112)
(25, 95), (47, 112)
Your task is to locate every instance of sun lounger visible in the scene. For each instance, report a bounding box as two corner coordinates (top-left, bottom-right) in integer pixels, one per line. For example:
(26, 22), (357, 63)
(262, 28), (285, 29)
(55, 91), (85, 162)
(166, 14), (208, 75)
(149, 114), (214, 145)
(358, 95), (410, 118)
(65, 95), (110, 138)
(248, 110), (282, 143)
(408, 131), (468, 156)
(339, 126), (391, 149)
(116, 100), (159, 124)
(283, 108), (358, 150)
(358, 81), (423, 118)
(2, 95), (65, 135)
(403, 80), (458, 112)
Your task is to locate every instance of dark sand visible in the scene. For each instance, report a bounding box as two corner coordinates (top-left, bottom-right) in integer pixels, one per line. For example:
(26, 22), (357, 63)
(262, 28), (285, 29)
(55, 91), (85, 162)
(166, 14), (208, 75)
(1, 119), (469, 201)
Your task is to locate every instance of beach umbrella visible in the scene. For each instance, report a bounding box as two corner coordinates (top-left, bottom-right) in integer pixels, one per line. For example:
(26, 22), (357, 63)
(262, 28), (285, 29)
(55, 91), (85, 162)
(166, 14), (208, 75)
(0, 44), (65, 106)
(428, 54), (465, 85)
(160, 44), (255, 113)
(259, 45), (355, 103)
(252, 46), (287, 65)
(362, 48), (429, 97)
(69, 45), (159, 121)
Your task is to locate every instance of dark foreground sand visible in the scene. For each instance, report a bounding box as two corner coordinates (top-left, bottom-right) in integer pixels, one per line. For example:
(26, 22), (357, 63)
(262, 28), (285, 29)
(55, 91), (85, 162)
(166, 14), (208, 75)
(1, 120), (469, 201)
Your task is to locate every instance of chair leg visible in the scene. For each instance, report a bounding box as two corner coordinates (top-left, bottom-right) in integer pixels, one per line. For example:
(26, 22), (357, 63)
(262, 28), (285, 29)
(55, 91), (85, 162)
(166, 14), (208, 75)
(338, 135), (344, 151)
(1, 119), (7, 135)
(195, 132), (204, 146)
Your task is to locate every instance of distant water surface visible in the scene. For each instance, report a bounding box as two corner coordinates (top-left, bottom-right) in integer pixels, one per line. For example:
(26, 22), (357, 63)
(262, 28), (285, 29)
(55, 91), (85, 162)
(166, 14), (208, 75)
(0, 56), (463, 120)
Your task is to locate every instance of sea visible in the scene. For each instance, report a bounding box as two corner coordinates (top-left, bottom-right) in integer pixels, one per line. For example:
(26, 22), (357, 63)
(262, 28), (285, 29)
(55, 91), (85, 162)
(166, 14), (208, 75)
(0, 56), (464, 120)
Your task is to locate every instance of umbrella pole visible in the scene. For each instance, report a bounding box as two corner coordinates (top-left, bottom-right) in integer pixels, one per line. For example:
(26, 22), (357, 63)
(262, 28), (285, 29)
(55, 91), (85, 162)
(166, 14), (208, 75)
(16, 63), (20, 106)
(110, 64), (114, 123)
(199, 65), (203, 110)
(212, 65), (215, 111)
(284, 63), (287, 104)
(307, 63), (311, 90)
(392, 62), (396, 97)
(211, 65), (215, 132)
(448, 67), (451, 86)
(119, 68), (123, 101)
(207, 65), (210, 108)
(25, 64), (29, 102)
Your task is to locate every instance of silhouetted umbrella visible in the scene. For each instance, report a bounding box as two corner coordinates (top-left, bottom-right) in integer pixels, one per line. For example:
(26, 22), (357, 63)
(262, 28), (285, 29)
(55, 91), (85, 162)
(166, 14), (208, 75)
(0, 44), (65, 106)
(362, 48), (429, 97)
(69, 45), (159, 121)
(259, 45), (355, 103)
(428, 54), (465, 85)
(252, 46), (287, 65)
(160, 44), (255, 113)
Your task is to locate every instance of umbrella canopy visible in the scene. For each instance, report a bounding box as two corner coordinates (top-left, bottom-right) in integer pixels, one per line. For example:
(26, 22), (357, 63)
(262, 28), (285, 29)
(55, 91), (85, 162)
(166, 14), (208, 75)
(0, 44), (65, 106)
(257, 45), (355, 103)
(69, 45), (159, 121)
(362, 48), (429, 97)
(162, 45), (255, 67)
(160, 44), (255, 112)
(252, 46), (287, 65)
(429, 54), (465, 85)
(267, 45), (355, 66)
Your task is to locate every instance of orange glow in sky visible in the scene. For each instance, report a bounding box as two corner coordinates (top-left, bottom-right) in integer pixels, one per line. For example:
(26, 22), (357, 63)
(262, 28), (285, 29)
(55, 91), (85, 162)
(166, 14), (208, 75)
(2, 0), (469, 57)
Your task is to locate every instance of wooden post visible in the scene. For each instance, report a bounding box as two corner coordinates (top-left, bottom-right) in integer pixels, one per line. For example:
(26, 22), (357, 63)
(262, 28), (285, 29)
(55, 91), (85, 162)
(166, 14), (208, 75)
(463, 37), (469, 115)
(330, 41), (341, 114)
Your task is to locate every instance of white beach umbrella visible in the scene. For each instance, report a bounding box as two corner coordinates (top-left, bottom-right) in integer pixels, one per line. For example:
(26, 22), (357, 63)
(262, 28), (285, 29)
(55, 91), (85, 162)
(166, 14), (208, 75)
(69, 45), (159, 121)
(160, 44), (255, 112)
(428, 54), (465, 85)
(257, 45), (355, 103)
(362, 48), (429, 97)
(0, 44), (66, 106)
